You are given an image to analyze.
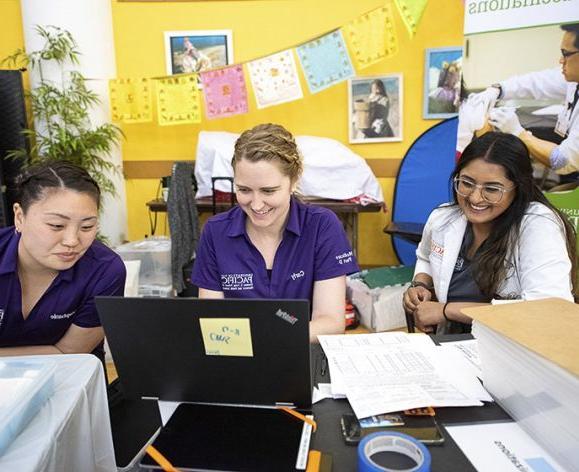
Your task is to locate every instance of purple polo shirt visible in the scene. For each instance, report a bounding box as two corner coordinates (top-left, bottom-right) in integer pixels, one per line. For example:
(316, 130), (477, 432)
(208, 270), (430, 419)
(0, 227), (126, 348)
(192, 198), (359, 300)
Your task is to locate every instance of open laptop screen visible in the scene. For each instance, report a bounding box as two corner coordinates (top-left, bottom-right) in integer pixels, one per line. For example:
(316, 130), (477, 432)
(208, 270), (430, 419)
(96, 297), (312, 409)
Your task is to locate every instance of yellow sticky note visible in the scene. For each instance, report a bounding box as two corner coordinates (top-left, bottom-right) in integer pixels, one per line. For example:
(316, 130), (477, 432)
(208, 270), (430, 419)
(199, 318), (253, 357)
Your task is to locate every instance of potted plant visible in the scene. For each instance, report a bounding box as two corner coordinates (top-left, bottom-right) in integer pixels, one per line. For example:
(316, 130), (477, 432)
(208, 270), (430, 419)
(2, 25), (122, 198)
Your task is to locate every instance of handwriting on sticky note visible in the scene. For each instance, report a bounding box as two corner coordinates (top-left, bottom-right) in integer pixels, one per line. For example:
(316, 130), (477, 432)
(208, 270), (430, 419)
(199, 318), (253, 357)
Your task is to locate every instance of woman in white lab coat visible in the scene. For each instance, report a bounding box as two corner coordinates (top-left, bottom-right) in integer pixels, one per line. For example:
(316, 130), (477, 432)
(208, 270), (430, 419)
(403, 132), (576, 334)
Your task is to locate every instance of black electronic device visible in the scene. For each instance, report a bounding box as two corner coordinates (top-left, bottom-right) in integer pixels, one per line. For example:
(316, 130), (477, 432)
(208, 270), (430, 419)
(96, 297), (312, 408)
(140, 403), (310, 471)
(98, 296), (313, 471)
(107, 378), (162, 469)
(340, 413), (445, 446)
(0, 70), (29, 227)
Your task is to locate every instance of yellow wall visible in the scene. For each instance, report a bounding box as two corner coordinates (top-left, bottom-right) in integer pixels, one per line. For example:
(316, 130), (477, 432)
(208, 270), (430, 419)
(112, 0), (464, 266)
(1, 0), (464, 266)
(0, 1), (24, 66)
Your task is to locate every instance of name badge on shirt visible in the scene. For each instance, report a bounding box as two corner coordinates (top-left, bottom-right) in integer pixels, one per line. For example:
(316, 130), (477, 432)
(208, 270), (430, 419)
(555, 107), (570, 138)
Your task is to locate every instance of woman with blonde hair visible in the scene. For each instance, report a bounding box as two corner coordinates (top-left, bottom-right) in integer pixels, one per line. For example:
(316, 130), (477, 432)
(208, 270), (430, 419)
(192, 123), (359, 342)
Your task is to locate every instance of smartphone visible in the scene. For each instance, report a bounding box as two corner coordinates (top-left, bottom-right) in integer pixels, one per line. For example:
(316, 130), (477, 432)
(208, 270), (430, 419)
(340, 413), (445, 446)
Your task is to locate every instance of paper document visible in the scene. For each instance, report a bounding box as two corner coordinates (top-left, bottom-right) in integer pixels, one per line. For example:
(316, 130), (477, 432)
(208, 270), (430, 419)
(439, 339), (483, 378)
(319, 332), (434, 397)
(312, 384), (334, 404)
(446, 421), (566, 472)
(319, 332), (434, 350)
(319, 333), (490, 418)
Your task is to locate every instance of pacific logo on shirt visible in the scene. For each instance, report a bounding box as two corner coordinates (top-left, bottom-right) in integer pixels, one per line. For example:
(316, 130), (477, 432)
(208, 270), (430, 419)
(221, 273), (254, 291)
(0, 309), (4, 329)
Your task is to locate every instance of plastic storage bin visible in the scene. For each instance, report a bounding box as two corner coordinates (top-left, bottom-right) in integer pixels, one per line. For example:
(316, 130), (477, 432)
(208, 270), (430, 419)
(0, 358), (57, 456)
(116, 237), (172, 289)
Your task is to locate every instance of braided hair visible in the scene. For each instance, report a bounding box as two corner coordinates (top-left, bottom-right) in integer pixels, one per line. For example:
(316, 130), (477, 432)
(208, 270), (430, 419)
(232, 123), (303, 182)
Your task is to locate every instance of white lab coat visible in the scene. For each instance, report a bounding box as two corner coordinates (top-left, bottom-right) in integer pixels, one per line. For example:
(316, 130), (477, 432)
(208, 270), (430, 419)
(414, 202), (574, 306)
(501, 68), (579, 174)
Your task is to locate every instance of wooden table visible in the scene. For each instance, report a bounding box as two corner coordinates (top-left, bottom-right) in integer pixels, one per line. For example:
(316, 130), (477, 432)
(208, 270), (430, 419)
(146, 197), (384, 256)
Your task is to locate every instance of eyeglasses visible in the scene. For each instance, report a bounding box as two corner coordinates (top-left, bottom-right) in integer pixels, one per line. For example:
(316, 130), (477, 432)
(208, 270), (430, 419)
(561, 49), (579, 60)
(454, 177), (515, 204)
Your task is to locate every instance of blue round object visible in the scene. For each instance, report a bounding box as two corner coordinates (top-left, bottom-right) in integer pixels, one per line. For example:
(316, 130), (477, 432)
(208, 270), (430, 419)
(357, 431), (431, 472)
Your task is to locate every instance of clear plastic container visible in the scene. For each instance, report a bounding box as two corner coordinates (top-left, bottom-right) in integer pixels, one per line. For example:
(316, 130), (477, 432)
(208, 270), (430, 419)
(0, 358), (57, 456)
(139, 283), (173, 298)
(116, 237), (171, 287)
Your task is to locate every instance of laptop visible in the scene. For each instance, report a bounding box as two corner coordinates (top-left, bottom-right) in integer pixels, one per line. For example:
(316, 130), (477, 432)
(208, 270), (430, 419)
(96, 297), (312, 409)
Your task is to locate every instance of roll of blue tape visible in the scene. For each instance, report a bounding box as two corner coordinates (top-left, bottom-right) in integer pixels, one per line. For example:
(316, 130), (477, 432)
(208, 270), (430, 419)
(358, 431), (431, 472)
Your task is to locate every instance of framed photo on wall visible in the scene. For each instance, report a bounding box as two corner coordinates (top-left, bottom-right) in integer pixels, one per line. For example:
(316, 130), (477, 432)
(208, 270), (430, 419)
(164, 30), (234, 75)
(348, 74), (403, 144)
(423, 46), (462, 119)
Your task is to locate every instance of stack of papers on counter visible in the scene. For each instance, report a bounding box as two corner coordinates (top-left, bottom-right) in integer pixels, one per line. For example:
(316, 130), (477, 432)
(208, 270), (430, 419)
(467, 298), (579, 472)
(318, 332), (492, 419)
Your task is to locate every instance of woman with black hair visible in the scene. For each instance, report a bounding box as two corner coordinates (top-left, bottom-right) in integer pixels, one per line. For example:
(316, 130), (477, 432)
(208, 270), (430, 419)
(0, 161), (126, 356)
(403, 132), (576, 334)
(364, 79), (394, 138)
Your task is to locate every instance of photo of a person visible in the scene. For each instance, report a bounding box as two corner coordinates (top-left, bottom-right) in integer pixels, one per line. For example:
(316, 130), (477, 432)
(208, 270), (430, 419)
(460, 23), (579, 185)
(164, 30), (233, 76)
(473, 23), (579, 178)
(349, 75), (402, 143)
(429, 61), (461, 108)
(182, 37), (212, 73)
(365, 79), (394, 138)
(424, 47), (463, 118)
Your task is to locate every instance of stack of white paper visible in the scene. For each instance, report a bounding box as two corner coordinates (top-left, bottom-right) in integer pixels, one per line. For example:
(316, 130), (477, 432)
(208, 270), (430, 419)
(468, 299), (579, 471)
(318, 332), (491, 419)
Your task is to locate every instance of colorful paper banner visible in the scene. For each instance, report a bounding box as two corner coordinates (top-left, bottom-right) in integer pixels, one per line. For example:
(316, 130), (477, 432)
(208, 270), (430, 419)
(109, 78), (153, 123)
(296, 30), (355, 94)
(343, 4), (399, 70)
(155, 74), (201, 126)
(201, 65), (249, 119)
(247, 50), (303, 109)
(395, 0), (428, 37)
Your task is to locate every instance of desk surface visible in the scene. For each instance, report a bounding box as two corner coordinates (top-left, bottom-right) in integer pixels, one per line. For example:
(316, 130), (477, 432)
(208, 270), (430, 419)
(146, 197), (384, 214)
(109, 335), (510, 472)
(1, 355), (116, 471)
(310, 341), (510, 471)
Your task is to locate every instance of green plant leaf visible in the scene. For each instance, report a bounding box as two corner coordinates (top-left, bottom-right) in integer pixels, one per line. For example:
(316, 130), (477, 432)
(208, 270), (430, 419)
(1, 24), (123, 204)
